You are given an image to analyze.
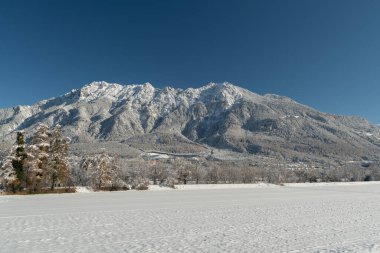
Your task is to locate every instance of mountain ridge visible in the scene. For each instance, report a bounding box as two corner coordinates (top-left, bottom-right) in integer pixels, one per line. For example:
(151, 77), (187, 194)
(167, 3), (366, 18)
(1, 81), (379, 165)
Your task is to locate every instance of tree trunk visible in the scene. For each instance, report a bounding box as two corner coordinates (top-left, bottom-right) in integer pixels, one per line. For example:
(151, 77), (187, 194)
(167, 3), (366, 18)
(51, 178), (55, 190)
(153, 168), (157, 185)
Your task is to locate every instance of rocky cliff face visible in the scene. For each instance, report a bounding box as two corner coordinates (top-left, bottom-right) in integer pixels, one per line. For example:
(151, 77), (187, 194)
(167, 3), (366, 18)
(1, 81), (379, 162)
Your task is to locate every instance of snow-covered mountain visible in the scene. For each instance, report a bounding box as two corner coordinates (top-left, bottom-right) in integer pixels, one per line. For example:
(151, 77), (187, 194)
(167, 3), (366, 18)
(1, 81), (379, 163)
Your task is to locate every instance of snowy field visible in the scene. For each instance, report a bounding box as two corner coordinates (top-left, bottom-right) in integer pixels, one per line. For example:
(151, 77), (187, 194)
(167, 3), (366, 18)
(2, 183), (380, 252)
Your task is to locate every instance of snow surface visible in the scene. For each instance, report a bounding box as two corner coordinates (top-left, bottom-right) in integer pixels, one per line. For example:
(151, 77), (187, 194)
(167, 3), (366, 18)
(2, 183), (380, 252)
(149, 183), (277, 191)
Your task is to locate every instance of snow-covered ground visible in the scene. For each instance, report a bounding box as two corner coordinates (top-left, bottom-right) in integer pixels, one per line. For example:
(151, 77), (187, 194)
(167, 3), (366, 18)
(2, 183), (380, 252)
(149, 182), (277, 191)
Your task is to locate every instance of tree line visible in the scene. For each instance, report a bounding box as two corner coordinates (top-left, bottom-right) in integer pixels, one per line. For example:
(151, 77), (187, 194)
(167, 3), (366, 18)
(0, 124), (70, 193)
(1, 124), (379, 194)
(0, 124), (137, 193)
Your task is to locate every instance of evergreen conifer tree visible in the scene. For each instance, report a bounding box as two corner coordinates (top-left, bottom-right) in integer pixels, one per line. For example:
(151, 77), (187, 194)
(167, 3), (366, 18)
(49, 125), (70, 189)
(11, 132), (27, 191)
(0, 154), (17, 192)
(31, 124), (50, 190)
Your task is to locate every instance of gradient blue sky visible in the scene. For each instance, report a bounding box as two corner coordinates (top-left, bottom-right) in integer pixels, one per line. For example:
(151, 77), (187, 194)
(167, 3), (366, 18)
(0, 0), (379, 123)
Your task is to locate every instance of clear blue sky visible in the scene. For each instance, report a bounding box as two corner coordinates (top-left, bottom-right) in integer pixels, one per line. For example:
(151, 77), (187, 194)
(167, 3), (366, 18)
(0, 0), (379, 123)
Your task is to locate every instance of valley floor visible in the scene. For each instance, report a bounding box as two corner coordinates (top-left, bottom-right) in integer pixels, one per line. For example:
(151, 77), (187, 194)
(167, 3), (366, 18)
(1, 183), (380, 252)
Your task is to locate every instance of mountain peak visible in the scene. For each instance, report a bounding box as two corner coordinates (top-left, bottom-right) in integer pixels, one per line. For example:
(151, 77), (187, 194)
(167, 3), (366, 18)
(84, 80), (109, 87)
(82, 81), (122, 90)
(200, 82), (237, 89)
(139, 82), (155, 93)
(79, 81), (123, 101)
(142, 82), (154, 88)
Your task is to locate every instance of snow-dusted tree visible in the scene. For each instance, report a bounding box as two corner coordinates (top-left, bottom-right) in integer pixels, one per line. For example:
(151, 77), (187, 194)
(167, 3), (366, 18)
(124, 157), (149, 190)
(78, 154), (93, 186)
(188, 161), (205, 184)
(147, 160), (164, 185)
(48, 125), (70, 189)
(30, 124), (51, 190)
(0, 132), (28, 192)
(176, 159), (191, 184)
(0, 154), (17, 192)
(24, 144), (43, 191)
(88, 149), (118, 190)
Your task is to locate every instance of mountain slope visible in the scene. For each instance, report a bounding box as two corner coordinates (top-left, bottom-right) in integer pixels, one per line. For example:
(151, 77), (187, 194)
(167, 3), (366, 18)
(0, 81), (379, 163)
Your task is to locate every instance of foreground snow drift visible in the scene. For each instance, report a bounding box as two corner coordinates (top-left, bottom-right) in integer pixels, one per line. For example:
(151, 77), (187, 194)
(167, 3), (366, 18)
(2, 183), (380, 252)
